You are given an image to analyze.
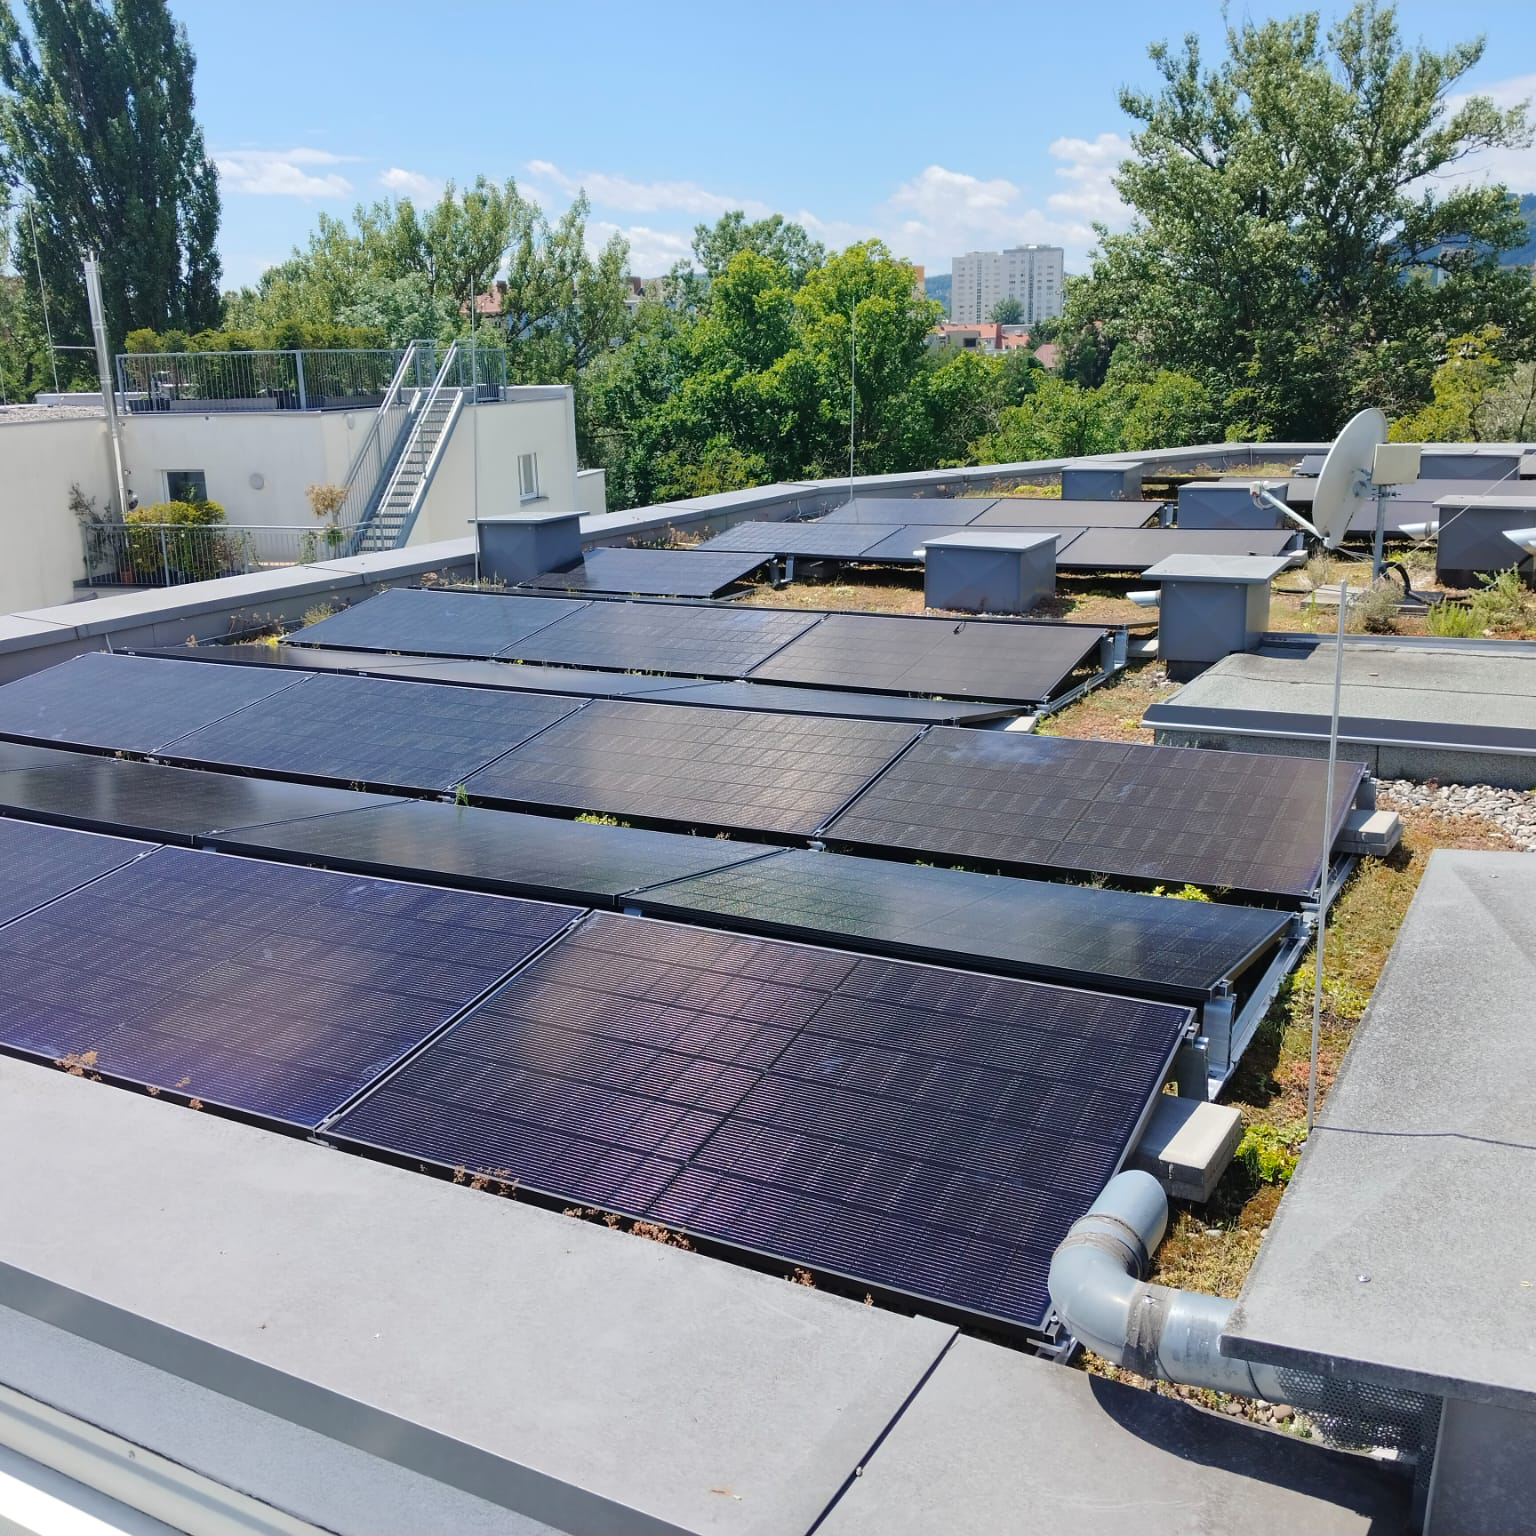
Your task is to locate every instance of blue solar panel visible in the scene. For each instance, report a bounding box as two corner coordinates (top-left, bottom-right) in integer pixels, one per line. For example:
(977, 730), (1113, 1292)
(0, 847), (580, 1128)
(0, 818), (155, 926)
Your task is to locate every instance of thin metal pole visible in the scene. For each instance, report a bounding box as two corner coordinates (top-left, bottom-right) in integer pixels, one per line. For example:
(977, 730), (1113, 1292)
(84, 254), (131, 518)
(848, 304), (856, 504)
(1307, 578), (1348, 1132)
(26, 198), (60, 394)
(1370, 486), (1388, 580)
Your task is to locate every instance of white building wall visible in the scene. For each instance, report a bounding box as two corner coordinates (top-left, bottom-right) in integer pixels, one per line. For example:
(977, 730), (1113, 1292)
(949, 246), (1065, 324)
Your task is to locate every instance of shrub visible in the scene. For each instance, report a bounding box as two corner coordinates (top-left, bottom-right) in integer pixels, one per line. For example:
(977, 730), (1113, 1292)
(1468, 567), (1533, 634)
(1346, 582), (1401, 635)
(1236, 1122), (1300, 1185)
(1425, 600), (1481, 638)
(124, 500), (229, 580)
(1150, 882), (1212, 901)
(306, 482), (348, 521)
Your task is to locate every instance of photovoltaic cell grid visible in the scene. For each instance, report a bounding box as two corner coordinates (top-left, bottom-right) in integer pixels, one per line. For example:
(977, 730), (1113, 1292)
(465, 700), (920, 836)
(822, 730), (1364, 898)
(0, 845), (579, 1127)
(519, 547), (768, 598)
(632, 849), (1290, 1002)
(817, 498), (994, 525)
(330, 912), (1190, 1331)
(0, 817), (155, 926)
(499, 600), (824, 678)
(696, 523), (891, 560)
(750, 612), (1103, 702)
(967, 499), (1158, 530)
(159, 672), (581, 791)
(290, 586), (584, 658)
(859, 524), (1084, 564)
(1056, 528), (1298, 572)
(638, 680), (1018, 725)
(0, 652), (306, 754)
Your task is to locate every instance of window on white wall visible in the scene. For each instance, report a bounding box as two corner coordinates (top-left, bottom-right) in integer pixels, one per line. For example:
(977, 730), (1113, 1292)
(166, 470), (208, 504)
(518, 452), (540, 502)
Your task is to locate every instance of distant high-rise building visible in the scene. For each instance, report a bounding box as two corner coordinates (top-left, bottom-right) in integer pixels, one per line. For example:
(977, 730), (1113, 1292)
(949, 245), (1064, 324)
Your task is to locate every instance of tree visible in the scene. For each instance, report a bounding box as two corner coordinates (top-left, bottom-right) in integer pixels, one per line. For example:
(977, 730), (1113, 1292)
(690, 211), (824, 287)
(989, 297), (1025, 324)
(1390, 328), (1536, 443)
(0, 0), (220, 363)
(1067, 2), (1536, 437)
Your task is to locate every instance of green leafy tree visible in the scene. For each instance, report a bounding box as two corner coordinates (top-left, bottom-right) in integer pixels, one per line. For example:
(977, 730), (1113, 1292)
(1391, 327), (1536, 442)
(1068, 2), (1536, 437)
(690, 211), (825, 287)
(969, 373), (1129, 463)
(0, 0), (220, 364)
(988, 297), (1025, 324)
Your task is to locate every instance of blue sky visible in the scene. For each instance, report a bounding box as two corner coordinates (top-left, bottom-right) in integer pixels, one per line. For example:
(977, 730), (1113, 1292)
(171, 0), (1536, 289)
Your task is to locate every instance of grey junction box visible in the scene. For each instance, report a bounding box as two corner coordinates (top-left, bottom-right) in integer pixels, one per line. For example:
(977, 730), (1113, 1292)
(1419, 447), (1525, 480)
(1144, 553), (1292, 680)
(922, 529), (1058, 615)
(1177, 479), (1289, 531)
(473, 511), (584, 585)
(1433, 493), (1536, 587)
(1061, 458), (1144, 501)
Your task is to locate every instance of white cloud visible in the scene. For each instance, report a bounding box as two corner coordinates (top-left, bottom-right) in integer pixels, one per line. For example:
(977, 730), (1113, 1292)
(588, 220), (695, 276)
(379, 166), (443, 202)
(1046, 133), (1132, 220)
(214, 147), (355, 199)
(1438, 74), (1536, 194)
(527, 159), (769, 219)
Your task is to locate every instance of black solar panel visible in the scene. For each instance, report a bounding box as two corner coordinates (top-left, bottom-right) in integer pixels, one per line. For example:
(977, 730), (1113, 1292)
(0, 652), (305, 753)
(969, 499), (1156, 530)
(0, 755), (401, 843)
(0, 740), (96, 774)
(749, 613), (1103, 703)
(696, 523), (889, 559)
(817, 497), (993, 525)
(0, 846), (579, 1127)
(520, 547), (768, 598)
(639, 680), (1018, 725)
(1056, 528), (1298, 572)
(860, 523), (1084, 564)
(290, 587), (585, 658)
(498, 600), (824, 678)
(329, 911), (1189, 1331)
(210, 799), (782, 906)
(631, 849), (1290, 1002)
(159, 673), (581, 792)
(821, 730), (1363, 898)
(464, 699), (919, 836)
(0, 818), (155, 926)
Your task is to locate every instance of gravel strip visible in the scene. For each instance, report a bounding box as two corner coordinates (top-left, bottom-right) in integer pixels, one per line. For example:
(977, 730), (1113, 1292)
(1379, 778), (1536, 851)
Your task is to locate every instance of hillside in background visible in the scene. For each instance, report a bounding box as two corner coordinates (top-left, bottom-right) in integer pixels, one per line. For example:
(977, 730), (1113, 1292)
(924, 272), (951, 316)
(1506, 194), (1536, 267)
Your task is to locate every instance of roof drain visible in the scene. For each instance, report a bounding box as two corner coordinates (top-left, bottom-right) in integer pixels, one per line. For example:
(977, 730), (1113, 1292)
(1048, 1171), (1432, 1450)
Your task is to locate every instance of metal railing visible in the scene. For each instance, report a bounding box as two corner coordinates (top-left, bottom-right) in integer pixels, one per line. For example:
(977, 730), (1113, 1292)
(330, 343), (422, 534)
(79, 522), (340, 587)
(115, 348), (407, 412)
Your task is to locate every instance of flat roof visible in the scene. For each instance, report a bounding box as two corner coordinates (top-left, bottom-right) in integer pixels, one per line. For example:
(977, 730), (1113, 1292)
(1224, 850), (1536, 1410)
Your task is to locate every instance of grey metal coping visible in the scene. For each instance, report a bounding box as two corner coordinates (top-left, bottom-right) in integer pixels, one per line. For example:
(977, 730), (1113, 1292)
(1431, 492), (1536, 511)
(918, 529), (1061, 553)
(1142, 554), (1295, 582)
(0, 1057), (954, 1536)
(817, 1337), (1407, 1536)
(1223, 850), (1536, 1410)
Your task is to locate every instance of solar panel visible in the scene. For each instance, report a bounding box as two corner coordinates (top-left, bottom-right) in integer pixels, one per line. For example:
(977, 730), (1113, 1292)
(464, 700), (919, 836)
(0, 652), (305, 753)
(290, 587), (585, 658)
(159, 673), (582, 792)
(0, 740), (89, 774)
(208, 799), (782, 906)
(0, 755), (400, 843)
(0, 818), (155, 926)
(498, 600), (824, 678)
(821, 730), (1363, 899)
(519, 547), (768, 598)
(817, 498), (994, 525)
(1056, 528), (1298, 572)
(639, 681), (1018, 725)
(329, 911), (1190, 1332)
(749, 612), (1103, 703)
(631, 849), (1290, 1002)
(968, 499), (1156, 530)
(0, 846), (579, 1127)
(859, 524), (1083, 564)
(696, 523), (890, 559)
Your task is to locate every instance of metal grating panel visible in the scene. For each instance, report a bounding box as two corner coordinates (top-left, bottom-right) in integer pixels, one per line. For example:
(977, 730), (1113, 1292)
(1056, 528), (1297, 572)
(159, 672), (581, 791)
(520, 547), (768, 598)
(822, 730), (1363, 898)
(0, 846), (579, 1127)
(330, 911), (1189, 1331)
(631, 848), (1290, 1002)
(750, 612), (1103, 703)
(968, 499), (1156, 530)
(464, 700), (919, 836)
(0, 652), (306, 754)
(0, 818), (155, 926)
(290, 586), (586, 658)
(497, 601), (825, 679)
(638, 680), (1018, 725)
(696, 523), (891, 559)
(0, 755), (400, 843)
(817, 498), (995, 525)
(211, 798), (781, 906)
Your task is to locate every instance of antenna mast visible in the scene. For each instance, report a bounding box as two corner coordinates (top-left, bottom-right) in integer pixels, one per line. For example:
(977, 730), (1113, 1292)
(848, 304), (856, 504)
(26, 198), (60, 395)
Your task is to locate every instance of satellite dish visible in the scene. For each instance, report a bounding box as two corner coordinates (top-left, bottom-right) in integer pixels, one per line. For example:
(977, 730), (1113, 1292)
(1310, 408), (1387, 548)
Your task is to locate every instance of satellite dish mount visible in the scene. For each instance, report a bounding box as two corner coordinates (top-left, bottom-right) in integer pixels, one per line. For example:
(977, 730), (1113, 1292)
(1249, 408), (1388, 556)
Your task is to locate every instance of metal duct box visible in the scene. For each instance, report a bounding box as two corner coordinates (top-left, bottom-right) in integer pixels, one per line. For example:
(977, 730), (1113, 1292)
(1433, 494), (1536, 588)
(475, 511), (584, 584)
(1144, 553), (1292, 681)
(1177, 480), (1290, 530)
(1419, 448), (1524, 480)
(1061, 459), (1144, 501)
(922, 530), (1058, 615)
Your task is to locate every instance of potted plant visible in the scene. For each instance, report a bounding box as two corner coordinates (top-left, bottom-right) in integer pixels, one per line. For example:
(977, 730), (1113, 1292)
(306, 482), (349, 559)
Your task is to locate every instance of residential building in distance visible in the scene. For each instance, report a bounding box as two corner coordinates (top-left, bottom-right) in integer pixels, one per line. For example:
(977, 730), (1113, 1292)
(950, 244), (1064, 324)
(927, 321), (1035, 354)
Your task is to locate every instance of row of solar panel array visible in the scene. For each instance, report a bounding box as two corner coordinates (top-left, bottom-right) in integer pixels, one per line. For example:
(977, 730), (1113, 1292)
(0, 814), (1191, 1333)
(291, 586), (1105, 704)
(0, 651), (1362, 897)
(0, 740), (1292, 1005)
